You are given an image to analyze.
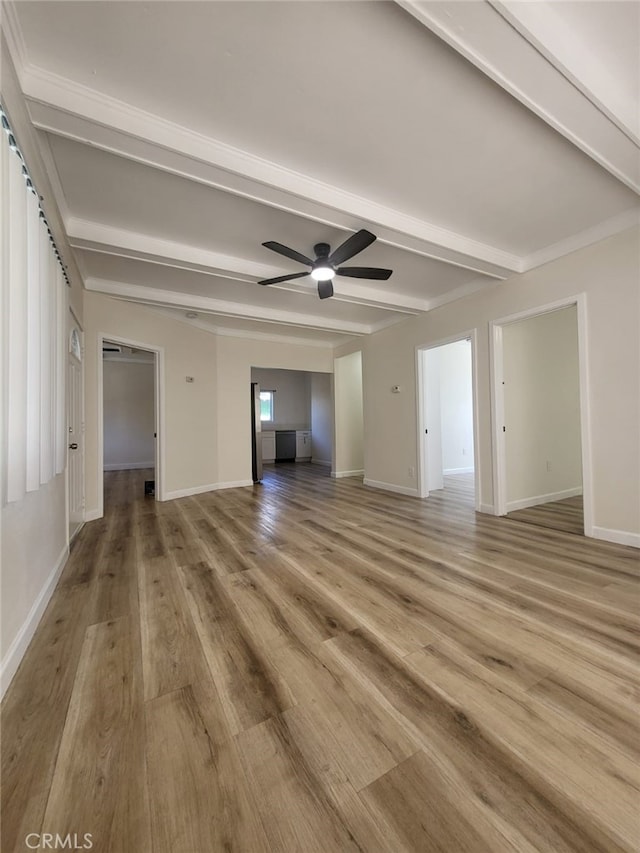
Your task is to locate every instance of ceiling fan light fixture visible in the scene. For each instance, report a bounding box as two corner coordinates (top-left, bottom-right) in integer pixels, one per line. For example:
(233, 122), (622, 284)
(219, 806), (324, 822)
(310, 265), (335, 282)
(259, 230), (391, 297)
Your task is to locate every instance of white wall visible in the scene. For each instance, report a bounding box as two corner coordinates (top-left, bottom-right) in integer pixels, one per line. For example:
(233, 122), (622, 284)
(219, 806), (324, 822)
(1, 46), (75, 695)
(1, 477), (68, 696)
(341, 227), (640, 542)
(250, 368), (311, 430)
(216, 336), (333, 485)
(311, 373), (333, 466)
(84, 293), (219, 508)
(440, 340), (474, 474)
(503, 306), (581, 508)
(333, 351), (364, 476)
(103, 359), (155, 470)
(83, 298), (334, 507)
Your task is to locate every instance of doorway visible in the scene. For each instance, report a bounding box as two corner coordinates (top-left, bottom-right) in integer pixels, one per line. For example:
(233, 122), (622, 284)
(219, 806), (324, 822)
(97, 335), (164, 516)
(250, 367), (334, 474)
(333, 351), (364, 479)
(68, 325), (84, 541)
(417, 334), (479, 508)
(490, 298), (592, 535)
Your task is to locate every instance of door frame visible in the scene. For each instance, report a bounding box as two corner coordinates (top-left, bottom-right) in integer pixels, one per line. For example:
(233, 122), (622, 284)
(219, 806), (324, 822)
(415, 329), (480, 510)
(67, 316), (85, 542)
(489, 294), (593, 535)
(96, 333), (165, 518)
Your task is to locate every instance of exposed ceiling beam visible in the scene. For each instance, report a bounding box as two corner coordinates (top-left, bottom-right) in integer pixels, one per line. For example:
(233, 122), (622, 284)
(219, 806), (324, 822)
(68, 219), (283, 283)
(84, 278), (373, 336)
(397, 0), (640, 195)
(490, 1), (639, 141)
(66, 218), (429, 315)
(21, 70), (520, 279)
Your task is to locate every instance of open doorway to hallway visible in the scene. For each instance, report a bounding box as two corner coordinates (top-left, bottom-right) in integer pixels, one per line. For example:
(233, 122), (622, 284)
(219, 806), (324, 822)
(418, 336), (478, 507)
(102, 340), (157, 502)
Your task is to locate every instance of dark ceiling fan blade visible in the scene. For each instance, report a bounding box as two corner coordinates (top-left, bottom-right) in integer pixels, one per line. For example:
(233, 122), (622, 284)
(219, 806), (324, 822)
(262, 241), (314, 267)
(328, 229), (376, 266)
(336, 266), (393, 280)
(317, 279), (334, 299)
(259, 271), (309, 286)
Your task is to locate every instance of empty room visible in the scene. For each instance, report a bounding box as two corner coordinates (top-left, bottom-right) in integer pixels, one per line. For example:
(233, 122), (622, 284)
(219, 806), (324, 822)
(1, 2), (639, 852)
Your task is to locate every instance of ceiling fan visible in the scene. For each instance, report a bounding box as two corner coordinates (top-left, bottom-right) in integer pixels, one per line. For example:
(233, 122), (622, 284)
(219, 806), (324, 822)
(258, 229), (392, 299)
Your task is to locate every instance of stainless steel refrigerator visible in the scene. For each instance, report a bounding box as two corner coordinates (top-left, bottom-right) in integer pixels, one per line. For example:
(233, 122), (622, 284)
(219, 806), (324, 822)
(250, 382), (262, 483)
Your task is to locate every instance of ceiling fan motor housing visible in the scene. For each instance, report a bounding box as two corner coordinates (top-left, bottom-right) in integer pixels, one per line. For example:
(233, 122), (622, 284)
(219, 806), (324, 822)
(314, 242), (331, 258)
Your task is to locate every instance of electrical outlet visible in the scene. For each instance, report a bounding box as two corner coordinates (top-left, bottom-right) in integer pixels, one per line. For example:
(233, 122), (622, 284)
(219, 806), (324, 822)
(546, 460), (552, 472)
(408, 466), (415, 478)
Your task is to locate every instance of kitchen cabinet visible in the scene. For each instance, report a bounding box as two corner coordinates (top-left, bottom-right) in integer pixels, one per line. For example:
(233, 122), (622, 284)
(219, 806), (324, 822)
(261, 431), (276, 463)
(295, 430), (312, 461)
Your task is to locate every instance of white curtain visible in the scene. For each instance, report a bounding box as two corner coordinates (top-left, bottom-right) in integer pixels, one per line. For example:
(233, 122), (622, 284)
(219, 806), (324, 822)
(1, 110), (67, 505)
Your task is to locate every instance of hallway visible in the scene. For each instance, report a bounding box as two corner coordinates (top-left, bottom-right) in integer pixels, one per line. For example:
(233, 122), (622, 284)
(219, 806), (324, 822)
(2, 466), (638, 852)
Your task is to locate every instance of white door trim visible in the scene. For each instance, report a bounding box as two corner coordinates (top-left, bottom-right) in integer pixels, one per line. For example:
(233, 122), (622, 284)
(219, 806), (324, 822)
(97, 334), (166, 518)
(415, 330), (480, 511)
(67, 347), (84, 537)
(66, 313), (85, 542)
(489, 294), (593, 536)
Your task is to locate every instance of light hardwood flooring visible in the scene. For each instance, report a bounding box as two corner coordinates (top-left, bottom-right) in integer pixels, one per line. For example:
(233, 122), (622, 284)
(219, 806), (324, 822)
(2, 465), (639, 853)
(507, 494), (584, 536)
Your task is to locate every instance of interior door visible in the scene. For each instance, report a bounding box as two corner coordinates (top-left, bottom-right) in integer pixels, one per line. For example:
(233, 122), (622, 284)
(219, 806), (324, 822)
(68, 351), (84, 532)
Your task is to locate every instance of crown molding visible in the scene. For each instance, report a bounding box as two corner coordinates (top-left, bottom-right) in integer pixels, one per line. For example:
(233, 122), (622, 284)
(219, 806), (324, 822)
(397, 0), (640, 195)
(147, 306), (342, 349)
(84, 277), (371, 336)
(522, 207), (640, 272)
(22, 65), (521, 278)
(33, 130), (72, 223)
(422, 275), (500, 314)
(1, 3), (29, 79)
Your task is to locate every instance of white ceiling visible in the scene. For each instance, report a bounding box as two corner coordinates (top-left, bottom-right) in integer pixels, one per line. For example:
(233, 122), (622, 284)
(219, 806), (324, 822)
(3, 0), (639, 346)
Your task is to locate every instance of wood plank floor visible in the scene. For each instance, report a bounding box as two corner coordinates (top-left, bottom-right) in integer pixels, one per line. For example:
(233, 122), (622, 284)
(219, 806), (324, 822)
(507, 494), (584, 536)
(2, 465), (639, 853)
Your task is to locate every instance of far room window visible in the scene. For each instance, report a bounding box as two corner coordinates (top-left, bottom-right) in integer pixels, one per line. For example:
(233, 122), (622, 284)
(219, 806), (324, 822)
(260, 390), (274, 422)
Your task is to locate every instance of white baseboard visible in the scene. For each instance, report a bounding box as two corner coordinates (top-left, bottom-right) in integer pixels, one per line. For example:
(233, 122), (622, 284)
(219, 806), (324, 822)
(443, 466), (475, 475)
(103, 461), (155, 471)
(592, 526), (640, 548)
(163, 479), (253, 500)
(506, 487), (582, 513)
(295, 456), (312, 463)
(216, 479), (254, 491)
(478, 503), (497, 515)
(312, 459), (331, 467)
(363, 478), (419, 497)
(331, 469), (364, 479)
(1, 544), (69, 699)
(84, 508), (102, 522)
(69, 522), (85, 544)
